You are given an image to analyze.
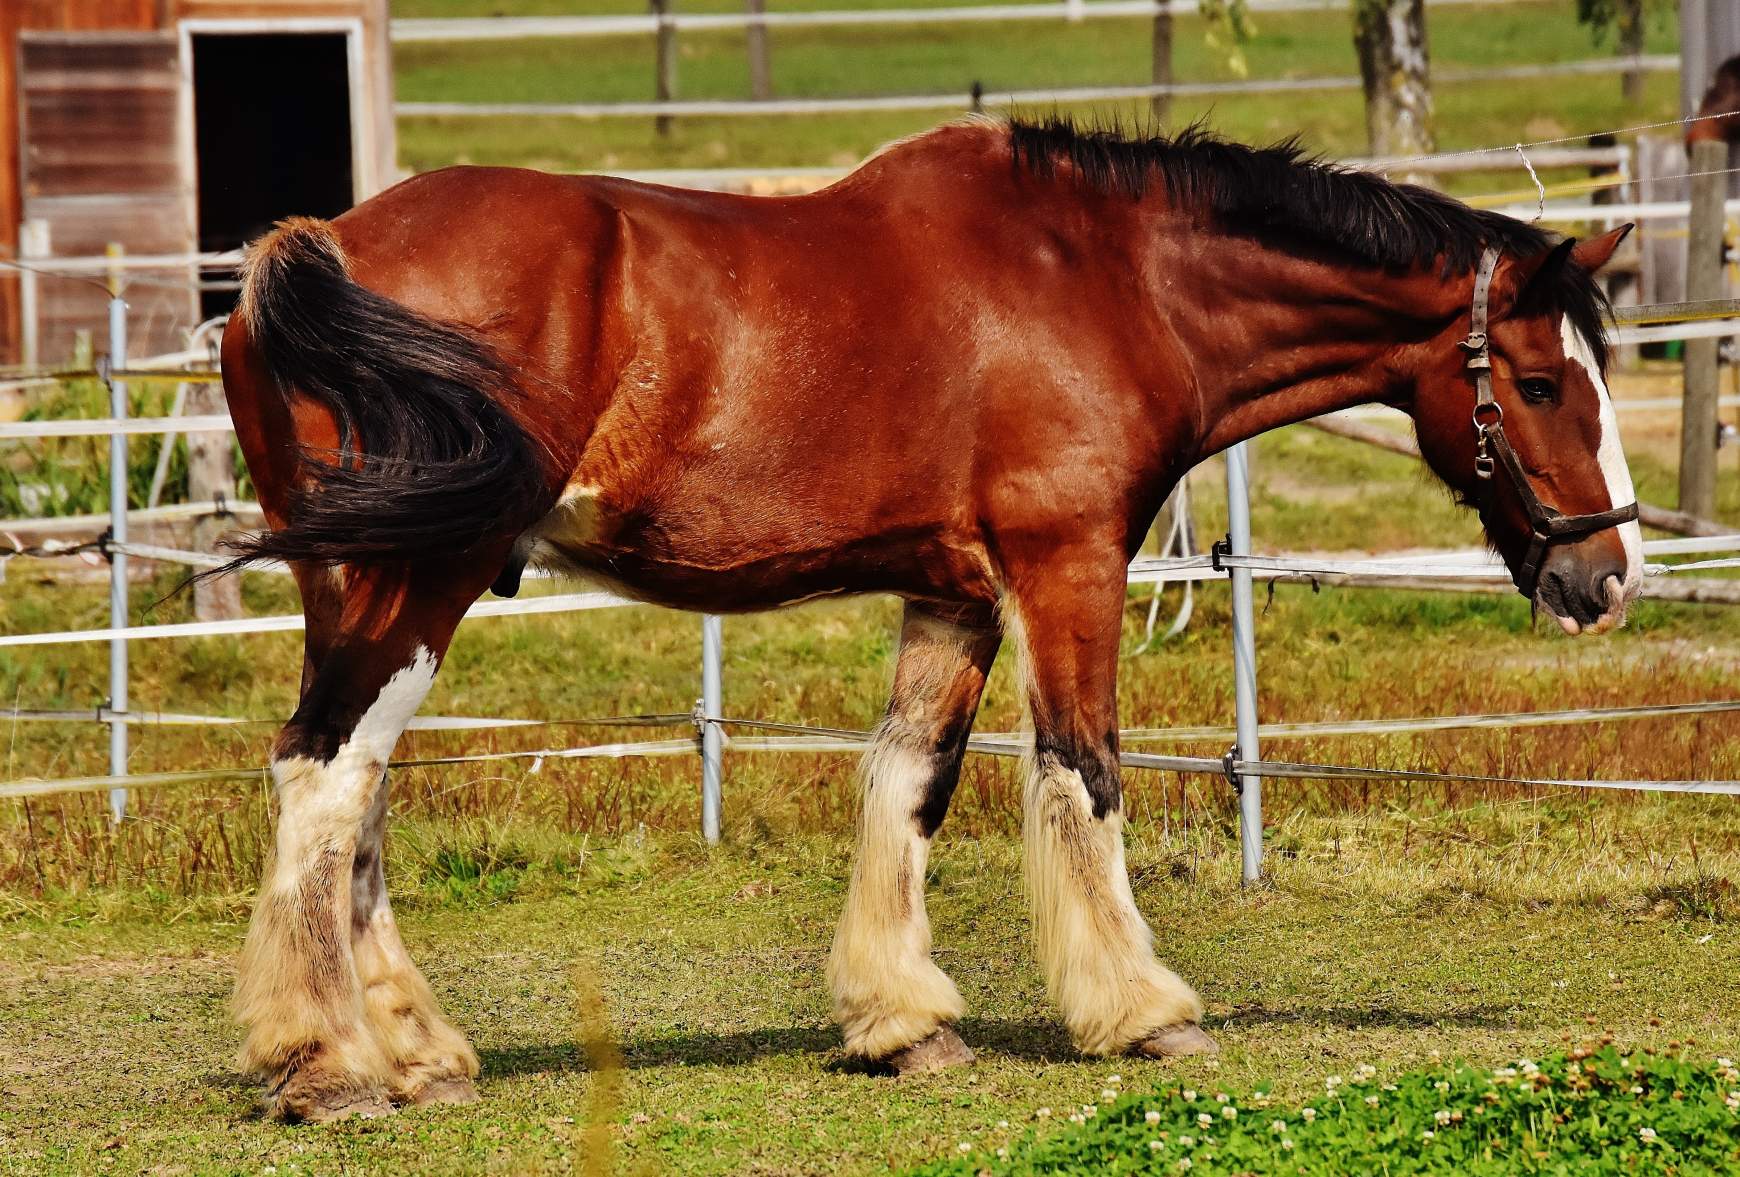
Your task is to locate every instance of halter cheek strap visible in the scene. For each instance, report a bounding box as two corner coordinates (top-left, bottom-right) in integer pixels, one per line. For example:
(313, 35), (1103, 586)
(1461, 245), (1639, 597)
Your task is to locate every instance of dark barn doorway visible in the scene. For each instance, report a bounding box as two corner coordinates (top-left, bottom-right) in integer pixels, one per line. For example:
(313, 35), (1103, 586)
(193, 33), (355, 319)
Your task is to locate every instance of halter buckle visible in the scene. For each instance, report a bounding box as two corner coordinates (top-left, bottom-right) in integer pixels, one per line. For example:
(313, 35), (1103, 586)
(1473, 429), (1495, 481)
(1459, 332), (1491, 370)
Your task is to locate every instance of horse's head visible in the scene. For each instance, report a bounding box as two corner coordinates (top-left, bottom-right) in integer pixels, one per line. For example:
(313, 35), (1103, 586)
(1410, 226), (1641, 635)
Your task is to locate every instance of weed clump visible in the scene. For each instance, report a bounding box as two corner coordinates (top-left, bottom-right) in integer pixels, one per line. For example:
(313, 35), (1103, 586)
(922, 1045), (1740, 1175)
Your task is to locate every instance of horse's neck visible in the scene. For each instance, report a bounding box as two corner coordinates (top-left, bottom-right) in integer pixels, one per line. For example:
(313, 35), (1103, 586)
(1160, 238), (1463, 457)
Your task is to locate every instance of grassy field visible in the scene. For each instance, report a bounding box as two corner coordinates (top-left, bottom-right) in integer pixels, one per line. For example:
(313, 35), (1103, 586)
(5, 394), (1740, 898)
(9, 811), (1740, 1174)
(6, 2), (1739, 1171)
(392, 2), (1682, 177)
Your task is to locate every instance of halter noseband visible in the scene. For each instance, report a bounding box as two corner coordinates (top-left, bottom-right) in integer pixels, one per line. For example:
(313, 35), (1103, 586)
(1461, 245), (1638, 599)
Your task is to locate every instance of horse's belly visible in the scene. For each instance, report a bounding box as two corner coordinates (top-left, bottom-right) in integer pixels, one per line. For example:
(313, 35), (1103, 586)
(524, 479), (993, 612)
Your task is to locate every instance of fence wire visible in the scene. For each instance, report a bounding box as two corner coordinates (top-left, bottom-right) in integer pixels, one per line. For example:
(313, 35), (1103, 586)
(7, 707), (1740, 805)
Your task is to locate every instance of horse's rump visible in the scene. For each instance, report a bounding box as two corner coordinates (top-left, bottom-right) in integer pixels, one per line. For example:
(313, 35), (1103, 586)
(224, 216), (554, 570)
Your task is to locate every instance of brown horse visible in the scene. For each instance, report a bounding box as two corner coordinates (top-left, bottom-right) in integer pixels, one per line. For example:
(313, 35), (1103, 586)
(1688, 54), (1740, 150)
(219, 116), (1641, 1120)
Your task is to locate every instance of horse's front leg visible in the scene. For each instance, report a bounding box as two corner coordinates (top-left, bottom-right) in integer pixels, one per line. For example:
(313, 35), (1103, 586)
(1007, 551), (1217, 1059)
(829, 601), (1000, 1073)
(235, 568), (485, 1120)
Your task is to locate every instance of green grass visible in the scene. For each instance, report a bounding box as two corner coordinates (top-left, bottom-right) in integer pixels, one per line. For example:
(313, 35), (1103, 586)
(393, 0), (1091, 18)
(2, 408), (1737, 1172)
(3, 415), (1739, 1173)
(0, 378), (253, 520)
(918, 1045), (1740, 1175)
(391, 2), (1682, 175)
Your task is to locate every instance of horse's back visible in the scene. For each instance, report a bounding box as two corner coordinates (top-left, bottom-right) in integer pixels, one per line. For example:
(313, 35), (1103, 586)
(230, 128), (1174, 609)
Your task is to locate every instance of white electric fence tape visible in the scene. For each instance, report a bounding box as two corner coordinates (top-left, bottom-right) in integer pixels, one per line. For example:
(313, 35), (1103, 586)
(3, 530), (1736, 648)
(9, 710), (1740, 803)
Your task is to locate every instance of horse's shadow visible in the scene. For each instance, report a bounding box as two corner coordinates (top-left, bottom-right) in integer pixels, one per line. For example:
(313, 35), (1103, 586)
(479, 1003), (1511, 1078)
(1215, 1002), (1513, 1033)
(481, 1017), (1074, 1078)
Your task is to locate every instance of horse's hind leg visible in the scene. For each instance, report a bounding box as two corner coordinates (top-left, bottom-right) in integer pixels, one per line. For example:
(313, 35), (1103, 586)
(236, 564), (491, 1121)
(829, 601), (1000, 1073)
(1006, 553), (1216, 1059)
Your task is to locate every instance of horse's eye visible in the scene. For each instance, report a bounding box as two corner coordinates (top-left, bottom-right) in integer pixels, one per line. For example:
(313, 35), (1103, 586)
(1518, 377), (1556, 404)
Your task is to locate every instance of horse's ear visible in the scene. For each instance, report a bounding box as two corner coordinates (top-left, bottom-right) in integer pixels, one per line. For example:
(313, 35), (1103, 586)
(1491, 237), (1577, 316)
(1571, 224), (1634, 274)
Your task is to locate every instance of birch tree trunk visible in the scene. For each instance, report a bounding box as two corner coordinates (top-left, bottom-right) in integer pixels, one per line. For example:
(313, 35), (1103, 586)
(1617, 0), (1645, 104)
(1353, 0), (1435, 157)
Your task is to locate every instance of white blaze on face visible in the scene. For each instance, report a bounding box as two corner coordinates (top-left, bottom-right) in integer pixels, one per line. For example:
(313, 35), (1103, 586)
(1560, 314), (1644, 598)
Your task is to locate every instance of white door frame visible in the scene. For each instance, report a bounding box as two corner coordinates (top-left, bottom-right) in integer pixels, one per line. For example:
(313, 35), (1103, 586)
(176, 18), (373, 214)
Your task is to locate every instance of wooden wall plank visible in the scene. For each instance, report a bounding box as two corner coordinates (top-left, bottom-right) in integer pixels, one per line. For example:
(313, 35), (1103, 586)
(1, 0), (392, 362)
(0, 2), (158, 361)
(18, 30), (197, 362)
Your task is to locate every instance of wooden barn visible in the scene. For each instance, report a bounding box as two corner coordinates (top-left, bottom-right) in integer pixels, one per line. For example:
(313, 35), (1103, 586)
(0, 0), (397, 365)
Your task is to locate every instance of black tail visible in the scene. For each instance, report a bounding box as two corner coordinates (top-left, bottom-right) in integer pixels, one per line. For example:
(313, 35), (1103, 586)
(226, 217), (551, 569)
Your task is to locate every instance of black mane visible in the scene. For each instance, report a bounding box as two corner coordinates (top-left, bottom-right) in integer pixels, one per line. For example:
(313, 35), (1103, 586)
(1005, 116), (1611, 366)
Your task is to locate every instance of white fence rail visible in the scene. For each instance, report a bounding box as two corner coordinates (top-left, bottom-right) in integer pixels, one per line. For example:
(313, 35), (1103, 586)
(397, 54), (1676, 121)
(391, 0), (1556, 41)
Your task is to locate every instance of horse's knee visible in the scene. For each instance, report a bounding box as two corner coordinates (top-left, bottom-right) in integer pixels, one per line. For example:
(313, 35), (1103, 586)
(1034, 731), (1122, 817)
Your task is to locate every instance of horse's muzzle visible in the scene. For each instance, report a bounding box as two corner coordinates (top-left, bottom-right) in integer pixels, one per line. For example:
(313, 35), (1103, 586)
(1534, 546), (1634, 636)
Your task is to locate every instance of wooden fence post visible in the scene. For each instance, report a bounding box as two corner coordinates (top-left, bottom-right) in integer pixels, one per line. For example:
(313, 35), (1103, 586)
(653, 0), (676, 137)
(1151, 0), (1172, 125)
(746, 0), (771, 100)
(18, 219), (49, 369)
(189, 378), (241, 621)
(1681, 138), (1726, 520)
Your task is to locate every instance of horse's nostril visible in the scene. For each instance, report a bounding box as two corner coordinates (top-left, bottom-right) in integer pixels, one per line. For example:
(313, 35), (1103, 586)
(1589, 567), (1626, 612)
(1537, 569), (1571, 616)
(1540, 566), (1603, 626)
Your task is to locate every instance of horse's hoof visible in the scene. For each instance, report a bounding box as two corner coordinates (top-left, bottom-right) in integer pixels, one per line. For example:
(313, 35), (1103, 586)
(275, 1086), (396, 1123)
(1130, 1022), (1219, 1060)
(884, 1025), (976, 1076)
(411, 1077), (481, 1107)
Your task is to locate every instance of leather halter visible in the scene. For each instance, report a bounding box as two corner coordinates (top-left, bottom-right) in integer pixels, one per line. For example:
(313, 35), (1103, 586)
(1461, 245), (1638, 598)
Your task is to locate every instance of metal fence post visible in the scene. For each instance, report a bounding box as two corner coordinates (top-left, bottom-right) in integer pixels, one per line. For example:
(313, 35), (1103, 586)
(105, 280), (131, 825)
(700, 613), (723, 842)
(1225, 442), (1261, 885)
